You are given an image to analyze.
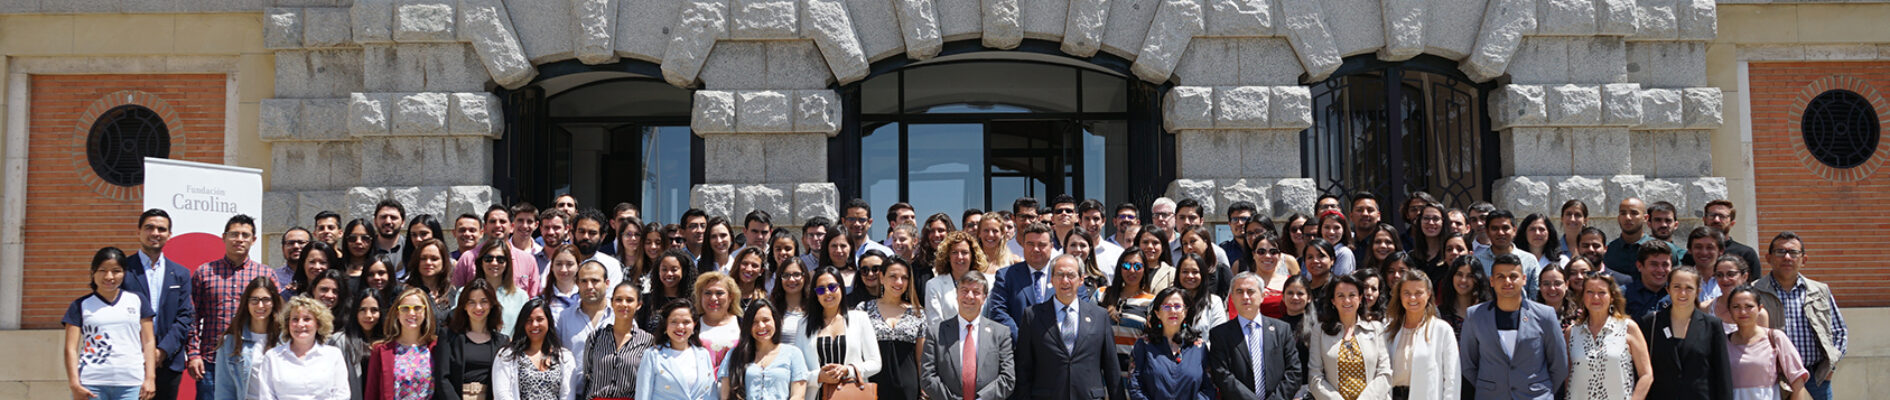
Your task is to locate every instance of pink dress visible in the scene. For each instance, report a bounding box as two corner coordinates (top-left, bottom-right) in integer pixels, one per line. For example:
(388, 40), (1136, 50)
(1727, 328), (1809, 400)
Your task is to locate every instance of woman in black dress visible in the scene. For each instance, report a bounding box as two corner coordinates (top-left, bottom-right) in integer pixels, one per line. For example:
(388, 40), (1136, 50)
(859, 256), (923, 400)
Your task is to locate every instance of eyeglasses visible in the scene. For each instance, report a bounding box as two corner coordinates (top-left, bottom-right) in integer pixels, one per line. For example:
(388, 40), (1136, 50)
(346, 234), (372, 243)
(783, 272), (806, 279)
(1122, 262), (1144, 271)
(814, 283), (843, 295)
(480, 255), (507, 264)
(1153, 212), (1174, 218)
(1116, 215), (1138, 221)
(283, 239), (309, 246)
(396, 305), (425, 313)
(247, 296), (273, 305)
(843, 217), (870, 224)
(1771, 249), (1805, 257)
(1159, 304), (1187, 312)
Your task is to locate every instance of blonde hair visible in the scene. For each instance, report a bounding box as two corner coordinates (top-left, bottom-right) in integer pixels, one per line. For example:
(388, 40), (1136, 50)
(379, 287), (437, 345)
(1386, 271), (1439, 339)
(932, 231), (989, 276)
(277, 296), (336, 344)
(977, 212), (1015, 265)
(693, 271), (744, 317)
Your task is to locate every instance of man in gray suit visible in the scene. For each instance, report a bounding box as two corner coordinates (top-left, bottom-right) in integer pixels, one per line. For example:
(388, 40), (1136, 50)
(921, 270), (1015, 400)
(1460, 254), (1569, 400)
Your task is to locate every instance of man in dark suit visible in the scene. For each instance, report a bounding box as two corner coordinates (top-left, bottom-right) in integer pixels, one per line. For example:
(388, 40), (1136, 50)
(921, 270), (1014, 400)
(1461, 254), (1568, 400)
(1014, 254), (1122, 400)
(123, 209), (196, 400)
(1208, 271), (1301, 400)
(986, 222), (1091, 334)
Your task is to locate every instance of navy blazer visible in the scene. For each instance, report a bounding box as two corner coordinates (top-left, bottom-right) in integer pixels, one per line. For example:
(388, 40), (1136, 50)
(121, 252), (194, 373)
(984, 261), (1095, 334)
(1458, 300), (1568, 400)
(1014, 298), (1124, 400)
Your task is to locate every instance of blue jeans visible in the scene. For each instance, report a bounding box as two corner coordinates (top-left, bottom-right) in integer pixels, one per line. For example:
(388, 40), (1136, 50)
(84, 385), (139, 400)
(1806, 376), (1833, 400)
(194, 362), (216, 400)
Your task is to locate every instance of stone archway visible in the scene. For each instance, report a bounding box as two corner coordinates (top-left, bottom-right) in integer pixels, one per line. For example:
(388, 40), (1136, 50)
(257, 0), (1730, 234)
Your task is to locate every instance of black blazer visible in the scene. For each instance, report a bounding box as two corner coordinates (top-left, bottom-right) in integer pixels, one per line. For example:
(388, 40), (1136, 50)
(1206, 317), (1303, 400)
(436, 330), (510, 395)
(121, 252), (194, 373)
(1638, 307), (1733, 400)
(1014, 298), (1125, 400)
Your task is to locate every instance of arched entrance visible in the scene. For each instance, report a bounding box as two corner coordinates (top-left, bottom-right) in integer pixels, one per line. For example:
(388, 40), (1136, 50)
(495, 62), (699, 224)
(833, 44), (1171, 235)
(1302, 55), (1497, 224)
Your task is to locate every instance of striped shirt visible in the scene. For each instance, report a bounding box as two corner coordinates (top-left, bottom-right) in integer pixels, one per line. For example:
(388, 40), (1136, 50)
(187, 257), (278, 362)
(578, 323), (655, 399)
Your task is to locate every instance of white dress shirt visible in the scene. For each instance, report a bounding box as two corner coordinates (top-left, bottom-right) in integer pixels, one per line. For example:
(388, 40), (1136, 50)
(254, 343), (351, 400)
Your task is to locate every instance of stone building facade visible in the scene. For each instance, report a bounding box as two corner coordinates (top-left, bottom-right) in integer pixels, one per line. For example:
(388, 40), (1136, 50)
(238, 0), (1727, 234)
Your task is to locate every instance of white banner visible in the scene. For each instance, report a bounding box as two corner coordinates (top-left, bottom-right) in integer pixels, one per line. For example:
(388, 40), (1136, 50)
(142, 157), (264, 267)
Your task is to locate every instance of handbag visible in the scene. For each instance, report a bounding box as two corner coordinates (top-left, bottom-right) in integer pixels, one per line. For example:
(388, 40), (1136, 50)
(1766, 328), (1796, 398)
(823, 377), (878, 400)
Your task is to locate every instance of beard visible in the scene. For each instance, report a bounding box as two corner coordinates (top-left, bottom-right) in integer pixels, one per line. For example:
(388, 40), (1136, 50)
(575, 238), (600, 256)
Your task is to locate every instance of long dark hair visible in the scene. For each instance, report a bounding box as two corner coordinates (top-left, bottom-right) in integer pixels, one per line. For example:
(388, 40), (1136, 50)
(1281, 213), (1312, 262)
(306, 268), (351, 307)
(1142, 287), (1202, 345)
(225, 276), (284, 349)
(448, 277), (503, 334)
(1103, 246), (1150, 319)
(1317, 273), (1368, 336)
(696, 216), (733, 270)
(802, 266), (847, 336)
(1178, 227), (1220, 268)
(1351, 268), (1388, 322)
(818, 229), (854, 271)
(296, 241), (341, 294)
(731, 246), (771, 293)
(640, 248), (699, 334)
(1514, 213), (1561, 259)
(657, 298), (703, 348)
(1173, 253), (1216, 324)
(341, 284), (388, 342)
(1438, 255), (1491, 315)
(723, 298), (783, 400)
(1360, 223), (1403, 275)
(1133, 225), (1173, 268)
(341, 218), (375, 265)
(505, 298), (565, 364)
(404, 214), (443, 256)
(402, 238), (452, 293)
(770, 256), (810, 313)
(877, 256), (921, 308)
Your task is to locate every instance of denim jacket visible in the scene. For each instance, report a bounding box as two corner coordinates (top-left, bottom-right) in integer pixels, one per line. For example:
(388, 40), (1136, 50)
(212, 332), (267, 400)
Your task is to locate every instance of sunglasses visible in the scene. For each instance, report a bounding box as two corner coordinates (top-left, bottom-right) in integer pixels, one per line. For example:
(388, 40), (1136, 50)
(814, 283), (843, 296)
(346, 234), (372, 243)
(1122, 262), (1144, 271)
(669, 237), (686, 244)
(480, 255), (507, 264)
(1052, 208), (1076, 215)
(396, 305), (425, 313)
(860, 265), (882, 274)
(1252, 247), (1282, 256)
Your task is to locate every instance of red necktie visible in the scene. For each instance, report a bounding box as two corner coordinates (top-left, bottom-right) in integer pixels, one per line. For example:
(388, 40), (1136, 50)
(963, 322), (977, 400)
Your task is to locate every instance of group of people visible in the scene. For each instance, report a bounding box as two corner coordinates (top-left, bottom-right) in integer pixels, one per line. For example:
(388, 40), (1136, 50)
(61, 191), (1850, 400)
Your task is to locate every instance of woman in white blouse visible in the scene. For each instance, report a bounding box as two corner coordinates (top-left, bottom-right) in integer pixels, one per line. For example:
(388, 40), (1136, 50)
(254, 296), (349, 400)
(1386, 272), (1458, 400)
(493, 298), (579, 400)
(795, 266), (881, 400)
(922, 231), (990, 325)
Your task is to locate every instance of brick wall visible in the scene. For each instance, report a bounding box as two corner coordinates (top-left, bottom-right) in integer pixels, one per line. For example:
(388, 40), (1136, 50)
(23, 74), (226, 328)
(1748, 62), (1890, 307)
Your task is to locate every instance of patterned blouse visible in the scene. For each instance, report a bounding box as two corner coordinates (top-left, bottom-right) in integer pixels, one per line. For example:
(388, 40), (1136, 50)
(514, 355), (565, 400)
(393, 344), (433, 400)
(860, 300), (923, 343)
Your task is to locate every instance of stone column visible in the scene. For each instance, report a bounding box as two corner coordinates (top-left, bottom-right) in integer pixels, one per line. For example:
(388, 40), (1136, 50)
(688, 89), (842, 226)
(1162, 85), (1320, 222)
(259, 3), (505, 265)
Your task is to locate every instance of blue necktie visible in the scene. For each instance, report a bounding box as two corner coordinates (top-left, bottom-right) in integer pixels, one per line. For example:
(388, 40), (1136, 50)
(1062, 305), (1077, 352)
(1249, 321), (1265, 387)
(1032, 271), (1045, 303)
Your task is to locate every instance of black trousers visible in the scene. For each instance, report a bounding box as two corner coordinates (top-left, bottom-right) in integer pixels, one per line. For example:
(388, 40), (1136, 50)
(152, 367), (184, 400)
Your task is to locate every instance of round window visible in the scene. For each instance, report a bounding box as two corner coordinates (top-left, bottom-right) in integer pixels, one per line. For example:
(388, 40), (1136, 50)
(86, 105), (171, 186)
(1801, 89), (1880, 169)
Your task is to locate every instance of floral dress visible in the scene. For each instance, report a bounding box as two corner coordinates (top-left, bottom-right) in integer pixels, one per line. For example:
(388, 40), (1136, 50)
(515, 355), (565, 400)
(394, 344), (434, 400)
